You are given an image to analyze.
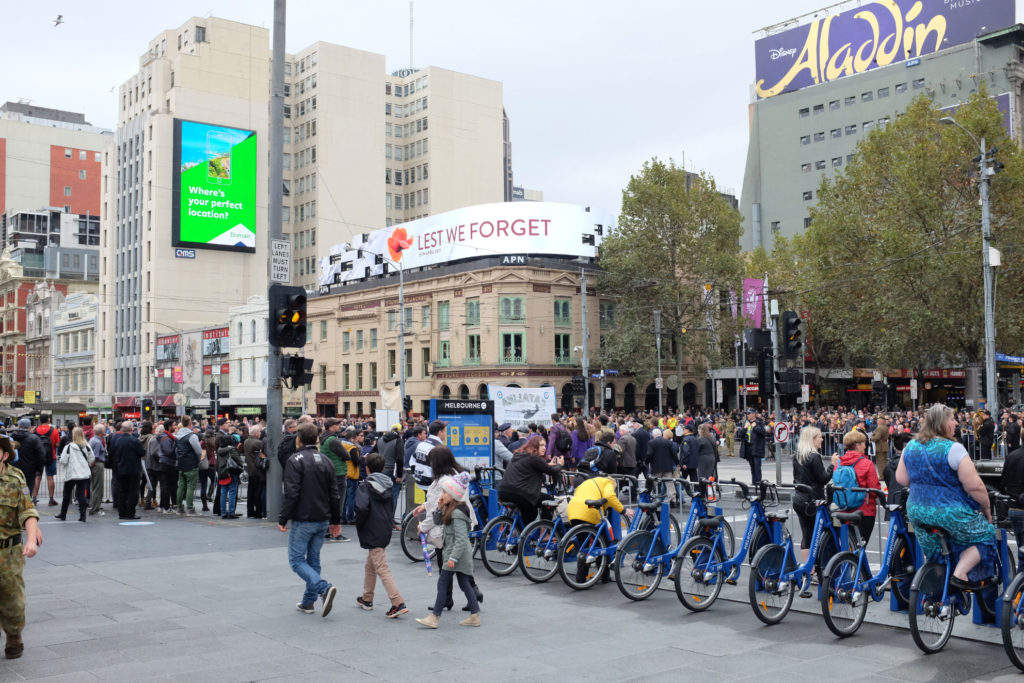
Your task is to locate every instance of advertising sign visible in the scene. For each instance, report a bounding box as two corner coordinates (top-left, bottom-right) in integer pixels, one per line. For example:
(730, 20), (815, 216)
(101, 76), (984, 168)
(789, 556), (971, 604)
(172, 119), (257, 252)
(155, 335), (180, 362)
(202, 327), (230, 356)
(429, 399), (494, 472)
(487, 385), (557, 430)
(319, 202), (611, 287)
(742, 278), (764, 328)
(754, 0), (1014, 99)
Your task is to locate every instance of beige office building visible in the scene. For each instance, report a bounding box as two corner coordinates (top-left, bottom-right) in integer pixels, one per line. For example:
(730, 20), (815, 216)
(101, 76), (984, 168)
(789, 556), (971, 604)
(101, 17), (508, 407)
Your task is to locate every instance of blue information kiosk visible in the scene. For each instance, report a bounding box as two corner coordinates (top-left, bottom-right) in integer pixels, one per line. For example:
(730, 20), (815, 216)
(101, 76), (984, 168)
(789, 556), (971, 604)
(429, 399), (497, 515)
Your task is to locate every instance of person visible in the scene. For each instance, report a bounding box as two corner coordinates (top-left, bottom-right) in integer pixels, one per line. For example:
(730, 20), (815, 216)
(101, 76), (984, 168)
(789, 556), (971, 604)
(412, 421), (446, 491)
(616, 423), (637, 476)
(416, 473), (480, 628)
(32, 415), (60, 507)
(144, 424), (165, 511)
(155, 421), (178, 513)
(319, 419), (352, 540)
(354, 452), (408, 618)
(341, 428), (364, 524)
(0, 435), (41, 659)
(870, 416), (890, 479)
(55, 428), (94, 522)
(792, 426), (832, 564)
(377, 423), (404, 512)
(679, 423), (699, 483)
(568, 419), (594, 470)
(497, 434), (562, 526)
(138, 421), (156, 510)
(632, 420), (652, 473)
(695, 423), (719, 482)
(835, 430), (880, 543)
(725, 415), (736, 457)
(1006, 415), (1022, 453)
(87, 424), (108, 516)
(216, 433), (242, 519)
(277, 419), (299, 471)
(646, 428), (680, 501)
(978, 409), (995, 460)
(740, 410), (767, 485)
(244, 426), (267, 520)
(1002, 438), (1024, 565)
(897, 404), (996, 586)
(884, 431), (912, 501)
(279, 422), (341, 617)
(546, 413), (571, 462)
(200, 429), (219, 512)
(110, 421), (145, 520)
(583, 429), (619, 475)
(565, 474), (634, 583)
(174, 416), (202, 515)
(9, 420), (44, 508)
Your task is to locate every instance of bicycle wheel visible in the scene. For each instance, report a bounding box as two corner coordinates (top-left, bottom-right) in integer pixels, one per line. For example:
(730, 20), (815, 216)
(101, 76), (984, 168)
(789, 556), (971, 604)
(749, 543), (796, 625)
(909, 561), (956, 654)
(519, 519), (561, 583)
(816, 527), (853, 576)
(889, 534), (916, 606)
(821, 551), (870, 638)
(399, 510), (435, 563)
(614, 530), (666, 601)
(747, 522), (773, 564)
(480, 515), (521, 576)
(1001, 572), (1024, 672)
(675, 535), (725, 612)
(558, 524), (607, 590)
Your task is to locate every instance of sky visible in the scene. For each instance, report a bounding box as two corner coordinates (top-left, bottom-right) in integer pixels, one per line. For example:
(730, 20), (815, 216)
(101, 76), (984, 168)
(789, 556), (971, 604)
(2, 0), (1021, 218)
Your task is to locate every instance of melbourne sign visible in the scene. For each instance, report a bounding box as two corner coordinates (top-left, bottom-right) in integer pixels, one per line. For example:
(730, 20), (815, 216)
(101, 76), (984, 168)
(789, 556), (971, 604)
(319, 202), (610, 287)
(754, 0), (1014, 99)
(172, 119), (257, 252)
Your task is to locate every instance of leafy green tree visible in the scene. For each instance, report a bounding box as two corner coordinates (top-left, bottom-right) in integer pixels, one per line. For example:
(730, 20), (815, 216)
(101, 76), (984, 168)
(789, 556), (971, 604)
(597, 158), (743, 406)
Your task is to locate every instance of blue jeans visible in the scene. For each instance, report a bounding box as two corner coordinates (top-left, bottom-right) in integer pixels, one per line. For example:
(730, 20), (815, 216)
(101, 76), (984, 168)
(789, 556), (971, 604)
(220, 479), (238, 517)
(288, 520), (332, 606)
(344, 478), (359, 521)
(1010, 509), (1024, 564)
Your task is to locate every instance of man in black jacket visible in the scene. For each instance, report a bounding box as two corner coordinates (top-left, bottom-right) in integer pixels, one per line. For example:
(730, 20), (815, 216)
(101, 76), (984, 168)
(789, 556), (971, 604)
(1002, 443), (1024, 564)
(979, 410), (995, 460)
(740, 410), (768, 484)
(9, 420), (45, 505)
(109, 421), (145, 520)
(1007, 415), (1022, 453)
(647, 428), (680, 501)
(279, 423), (341, 617)
(354, 452), (407, 618)
(632, 420), (652, 475)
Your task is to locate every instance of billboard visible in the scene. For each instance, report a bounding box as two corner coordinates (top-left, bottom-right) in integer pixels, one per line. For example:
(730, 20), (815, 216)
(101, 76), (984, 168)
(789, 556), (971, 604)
(155, 335), (180, 361)
(172, 119), (257, 252)
(318, 202), (610, 287)
(488, 385), (557, 430)
(754, 0), (1015, 99)
(202, 327), (230, 356)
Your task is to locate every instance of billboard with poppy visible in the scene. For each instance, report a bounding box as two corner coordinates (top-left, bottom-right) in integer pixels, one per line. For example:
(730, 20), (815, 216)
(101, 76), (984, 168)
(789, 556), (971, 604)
(318, 202), (610, 287)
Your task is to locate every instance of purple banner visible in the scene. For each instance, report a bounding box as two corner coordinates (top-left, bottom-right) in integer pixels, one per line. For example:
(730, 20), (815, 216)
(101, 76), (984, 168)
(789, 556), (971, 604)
(742, 278), (764, 328)
(754, 0), (1015, 99)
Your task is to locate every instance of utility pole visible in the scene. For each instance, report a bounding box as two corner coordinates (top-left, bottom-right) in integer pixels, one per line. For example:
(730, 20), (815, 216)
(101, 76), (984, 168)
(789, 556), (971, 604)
(265, 0), (286, 521)
(398, 259), (406, 420)
(654, 308), (663, 415)
(580, 268), (590, 415)
(980, 136), (998, 414)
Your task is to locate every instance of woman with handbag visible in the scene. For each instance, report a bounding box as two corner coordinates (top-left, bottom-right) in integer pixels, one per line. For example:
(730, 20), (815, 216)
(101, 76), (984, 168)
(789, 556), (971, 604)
(55, 428), (94, 522)
(215, 434), (242, 519)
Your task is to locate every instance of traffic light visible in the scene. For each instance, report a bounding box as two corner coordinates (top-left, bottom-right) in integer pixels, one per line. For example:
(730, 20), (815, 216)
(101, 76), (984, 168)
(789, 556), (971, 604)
(269, 284), (308, 348)
(757, 351), (772, 397)
(281, 355), (314, 388)
(571, 375), (586, 395)
(774, 369), (801, 395)
(141, 398), (154, 421)
(781, 311), (803, 360)
(402, 396), (412, 413)
(871, 381), (886, 405)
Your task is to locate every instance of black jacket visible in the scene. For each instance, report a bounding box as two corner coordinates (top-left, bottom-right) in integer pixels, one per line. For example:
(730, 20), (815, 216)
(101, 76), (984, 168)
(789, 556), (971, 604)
(281, 445), (342, 525)
(647, 437), (679, 473)
(1002, 446), (1024, 507)
(680, 434), (699, 470)
(355, 472), (394, 549)
(740, 421), (767, 460)
(979, 418), (996, 449)
(632, 428), (651, 465)
(1007, 422), (1022, 450)
(377, 431), (403, 479)
(499, 452), (562, 504)
(10, 429), (45, 476)
(278, 432), (299, 471)
(110, 433), (145, 477)
(792, 451), (831, 514)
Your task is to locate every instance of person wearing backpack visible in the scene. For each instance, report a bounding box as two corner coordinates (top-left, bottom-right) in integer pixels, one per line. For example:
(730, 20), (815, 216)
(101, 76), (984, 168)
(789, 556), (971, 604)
(546, 414), (572, 462)
(173, 416), (203, 515)
(32, 415), (60, 507)
(832, 429), (880, 543)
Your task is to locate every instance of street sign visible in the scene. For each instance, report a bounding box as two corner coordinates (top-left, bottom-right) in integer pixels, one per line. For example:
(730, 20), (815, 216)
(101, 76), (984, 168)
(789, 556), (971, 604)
(715, 380), (723, 404)
(655, 377), (663, 390)
(271, 239), (291, 283)
(604, 369), (619, 375)
(910, 379), (918, 400)
(801, 384), (810, 404)
(173, 392), (186, 406)
(774, 422), (790, 444)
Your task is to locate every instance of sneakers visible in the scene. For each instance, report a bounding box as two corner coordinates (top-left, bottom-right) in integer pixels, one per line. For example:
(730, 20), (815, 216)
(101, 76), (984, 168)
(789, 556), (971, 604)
(415, 613), (439, 628)
(48, 499), (58, 506)
(185, 508), (197, 516)
(320, 586), (337, 617)
(385, 603), (408, 619)
(296, 603), (315, 614)
(337, 533), (351, 542)
(459, 612), (481, 627)
(356, 596), (373, 611)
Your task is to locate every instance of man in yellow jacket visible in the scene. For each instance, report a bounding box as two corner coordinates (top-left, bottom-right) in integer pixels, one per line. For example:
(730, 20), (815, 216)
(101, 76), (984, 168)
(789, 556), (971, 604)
(566, 476), (634, 528)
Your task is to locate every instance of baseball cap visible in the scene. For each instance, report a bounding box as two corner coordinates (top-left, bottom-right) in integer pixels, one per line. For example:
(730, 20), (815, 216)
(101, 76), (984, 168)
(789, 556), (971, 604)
(497, 422), (512, 432)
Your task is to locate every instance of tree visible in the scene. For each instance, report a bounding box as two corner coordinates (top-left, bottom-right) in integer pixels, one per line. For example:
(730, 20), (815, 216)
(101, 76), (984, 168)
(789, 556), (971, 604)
(797, 88), (1024, 374)
(597, 158), (743, 408)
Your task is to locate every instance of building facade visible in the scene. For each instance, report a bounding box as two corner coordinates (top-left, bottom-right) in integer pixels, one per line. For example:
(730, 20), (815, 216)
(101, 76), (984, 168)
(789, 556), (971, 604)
(740, 9), (1024, 251)
(52, 292), (99, 406)
(224, 295), (268, 416)
(24, 282), (64, 402)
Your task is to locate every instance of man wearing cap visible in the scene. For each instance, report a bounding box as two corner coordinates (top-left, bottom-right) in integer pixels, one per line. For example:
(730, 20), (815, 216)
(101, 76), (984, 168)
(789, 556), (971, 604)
(318, 419), (350, 541)
(0, 434), (42, 659)
(413, 421), (446, 490)
(377, 424), (404, 513)
(495, 423), (514, 448)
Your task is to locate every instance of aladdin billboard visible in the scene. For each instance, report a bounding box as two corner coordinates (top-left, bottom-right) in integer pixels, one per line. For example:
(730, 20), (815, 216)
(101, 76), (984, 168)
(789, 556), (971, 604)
(318, 202), (610, 288)
(754, 0), (1015, 99)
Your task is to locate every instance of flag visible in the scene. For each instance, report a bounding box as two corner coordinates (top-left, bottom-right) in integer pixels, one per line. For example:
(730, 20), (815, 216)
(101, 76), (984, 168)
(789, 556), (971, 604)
(742, 278), (764, 328)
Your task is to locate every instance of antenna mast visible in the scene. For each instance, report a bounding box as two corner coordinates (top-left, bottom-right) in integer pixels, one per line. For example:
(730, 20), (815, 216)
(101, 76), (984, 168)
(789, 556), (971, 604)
(409, 1), (414, 69)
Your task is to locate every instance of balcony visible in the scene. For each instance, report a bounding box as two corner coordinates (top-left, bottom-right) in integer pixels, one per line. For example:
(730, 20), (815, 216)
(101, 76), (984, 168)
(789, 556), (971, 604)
(554, 314), (571, 327)
(498, 354), (527, 366)
(463, 356), (481, 366)
(435, 357), (451, 368)
(554, 355), (574, 366)
(465, 315), (480, 327)
(499, 313), (525, 325)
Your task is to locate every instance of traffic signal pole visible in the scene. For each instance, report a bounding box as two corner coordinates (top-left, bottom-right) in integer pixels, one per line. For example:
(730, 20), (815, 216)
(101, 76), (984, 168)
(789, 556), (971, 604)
(266, 0), (286, 522)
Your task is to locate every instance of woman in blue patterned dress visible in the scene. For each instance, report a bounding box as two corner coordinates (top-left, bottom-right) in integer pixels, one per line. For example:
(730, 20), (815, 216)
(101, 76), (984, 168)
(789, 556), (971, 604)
(896, 404), (996, 585)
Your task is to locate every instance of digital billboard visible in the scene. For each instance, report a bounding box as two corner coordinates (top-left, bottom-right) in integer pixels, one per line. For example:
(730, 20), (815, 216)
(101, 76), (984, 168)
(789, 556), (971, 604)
(172, 119), (257, 252)
(754, 0), (1015, 99)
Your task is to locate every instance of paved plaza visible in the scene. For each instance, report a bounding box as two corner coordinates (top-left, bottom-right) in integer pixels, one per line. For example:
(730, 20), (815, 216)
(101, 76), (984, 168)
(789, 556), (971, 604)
(4, 472), (1024, 682)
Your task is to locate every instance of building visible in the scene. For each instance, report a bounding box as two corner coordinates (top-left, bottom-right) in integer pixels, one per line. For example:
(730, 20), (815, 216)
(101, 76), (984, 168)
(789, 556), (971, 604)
(224, 295), (268, 417)
(149, 323), (232, 420)
(512, 186), (544, 202)
(740, 1), (1023, 251)
(101, 17), (511, 409)
(24, 282), (64, 402)
(52, 292), (99, 407)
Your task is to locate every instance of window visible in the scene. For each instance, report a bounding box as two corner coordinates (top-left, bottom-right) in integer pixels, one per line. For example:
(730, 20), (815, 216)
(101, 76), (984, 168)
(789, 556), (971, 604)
(846, 154), (854, 164)
(500, 332), (524, 364)
(830, 128), (841, 139)
(861, 91), (873, 102)
(64, 186), (72, 196)
(356, 363), (363, 390)
(343, 331), (350, 352)
(798, 107), (809, 118)
(802, 191), (813, 201)
(388, 310), (396, 331)
(770, 221), (781, 233)
(319, 364), (327, 391)
(863, 120), (874, 132)
(554, 299), (571, 326)
(599, 302), (615, 329)
(895, 82), (907, 94)
(845, 124), (857, 135)
(878, 116), (890, 127)
(499, 296), (524, 323)
(801, 162), (812, 173)
(387, 349), (396, 379)
(466, 299), (481, 325)
(405, 349), (413, 379)
(404, 307), (413, 330)
(421, 348), (430, 377)
(832, 157), (842, 168)
(804, 217), (813, 229)
(812, 104), (824, 115)
(369, 362), (377, 389)
(813, 131), (825, 142)
(555, 333), (571, 364)
(438, 301), (450, 330)
(79, 169), (87, 180)
(845, 95), (856, 106)
(829, 99), (840, 111)
(814, 160), (826, 170)
(64, 148), (72, 158)
(370, 328), (378, 349)
(799, 135), (811, 146)
(912, 78), (925, 90)
(421, 305), (430, 329)
(467, 334), (481, 362)
(356, 329), (363, 350)
(439, 340), (451, 366)
(878, 86), (890, 98)
(319, 320), (327, 341)
(343, 364), (350, 390)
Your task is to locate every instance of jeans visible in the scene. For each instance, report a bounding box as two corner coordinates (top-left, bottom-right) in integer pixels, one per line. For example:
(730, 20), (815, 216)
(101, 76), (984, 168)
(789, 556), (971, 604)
(176, 469), (198, 511)
(749, 457), (762, 485)
(288, 520), (332, 606)
(1010, 509), (1024, 564)
(432, 570), (478, 616)
(118, 473), (139, 518)
(220, 479), (238, 517)
(344, 478), (359, 522)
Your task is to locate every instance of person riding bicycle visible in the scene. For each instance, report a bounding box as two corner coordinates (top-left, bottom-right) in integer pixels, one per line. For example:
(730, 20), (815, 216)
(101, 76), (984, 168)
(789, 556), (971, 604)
(896, 403), (996, 587)
(497, 435), (562, 526)
(565, 476), (634, 528)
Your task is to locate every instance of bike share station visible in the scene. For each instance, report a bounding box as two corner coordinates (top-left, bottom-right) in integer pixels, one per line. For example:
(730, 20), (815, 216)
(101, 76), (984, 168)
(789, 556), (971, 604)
(428, 399), (499, 516)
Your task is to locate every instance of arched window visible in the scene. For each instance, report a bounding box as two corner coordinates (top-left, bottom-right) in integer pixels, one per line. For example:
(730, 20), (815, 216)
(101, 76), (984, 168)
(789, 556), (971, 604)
(478, 384), (488, 400)
(237, 322), (243, 342)
(440, 384), (451, 399)
(459, 384), (470, 399)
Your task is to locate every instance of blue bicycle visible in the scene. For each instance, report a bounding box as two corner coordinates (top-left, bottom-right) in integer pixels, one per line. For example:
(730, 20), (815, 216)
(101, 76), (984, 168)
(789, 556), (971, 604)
(748, 483), (855, 625)
(399, 465), (494, 563)
(518, 471), (580, 583)
(819, 487), (918, 637)
(674, 479), (784, 611)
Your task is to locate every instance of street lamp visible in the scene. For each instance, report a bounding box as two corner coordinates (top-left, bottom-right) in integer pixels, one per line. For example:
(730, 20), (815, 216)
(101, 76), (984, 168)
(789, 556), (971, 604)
(939, 116), (999, 412)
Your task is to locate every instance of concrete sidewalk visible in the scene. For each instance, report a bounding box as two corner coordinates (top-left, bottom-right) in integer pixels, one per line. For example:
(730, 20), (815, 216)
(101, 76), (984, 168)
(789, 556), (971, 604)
(4, 503), (1023, 682)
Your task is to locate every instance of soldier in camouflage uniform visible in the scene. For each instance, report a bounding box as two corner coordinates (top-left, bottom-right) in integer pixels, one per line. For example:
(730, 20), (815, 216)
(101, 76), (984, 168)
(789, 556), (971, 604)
(0, 434), (41, 659)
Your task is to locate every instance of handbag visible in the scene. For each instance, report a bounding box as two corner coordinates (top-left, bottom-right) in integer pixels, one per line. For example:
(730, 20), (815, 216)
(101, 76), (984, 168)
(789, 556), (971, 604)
(199, 457), (210, 471)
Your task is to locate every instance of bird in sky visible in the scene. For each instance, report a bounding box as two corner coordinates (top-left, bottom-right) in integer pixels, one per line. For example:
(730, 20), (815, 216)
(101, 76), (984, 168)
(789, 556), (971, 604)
(53, 15), (64, 27)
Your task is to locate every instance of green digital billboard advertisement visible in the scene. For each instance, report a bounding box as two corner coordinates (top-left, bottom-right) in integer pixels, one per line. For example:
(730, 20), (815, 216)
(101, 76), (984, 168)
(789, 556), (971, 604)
(172, 119), (256, 253)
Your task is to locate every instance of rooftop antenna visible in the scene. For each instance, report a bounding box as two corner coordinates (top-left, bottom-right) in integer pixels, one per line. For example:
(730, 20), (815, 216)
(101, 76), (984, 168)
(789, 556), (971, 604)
(409, 1), (414, 69)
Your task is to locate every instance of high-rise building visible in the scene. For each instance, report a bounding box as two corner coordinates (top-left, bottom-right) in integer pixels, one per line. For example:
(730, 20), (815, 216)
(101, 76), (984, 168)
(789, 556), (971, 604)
(740, 0), (1022, 251)
(101, 17), (509, 409)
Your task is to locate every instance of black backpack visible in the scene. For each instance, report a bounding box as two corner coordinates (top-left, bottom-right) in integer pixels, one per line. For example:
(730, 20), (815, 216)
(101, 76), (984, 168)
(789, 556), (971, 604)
(554, 427), (572, 454)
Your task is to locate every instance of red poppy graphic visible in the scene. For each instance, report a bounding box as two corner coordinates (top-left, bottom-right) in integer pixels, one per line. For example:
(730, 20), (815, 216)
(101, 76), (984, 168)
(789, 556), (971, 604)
(388, 227), (413, 262)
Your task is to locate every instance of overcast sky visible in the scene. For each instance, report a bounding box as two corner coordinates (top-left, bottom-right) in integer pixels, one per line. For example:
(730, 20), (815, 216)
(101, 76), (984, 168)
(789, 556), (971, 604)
(2, 0), (1021, 218)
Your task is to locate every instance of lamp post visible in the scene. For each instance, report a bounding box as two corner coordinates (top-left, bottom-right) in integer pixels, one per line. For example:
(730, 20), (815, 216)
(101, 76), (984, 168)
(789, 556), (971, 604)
(940, 116), (999, 413)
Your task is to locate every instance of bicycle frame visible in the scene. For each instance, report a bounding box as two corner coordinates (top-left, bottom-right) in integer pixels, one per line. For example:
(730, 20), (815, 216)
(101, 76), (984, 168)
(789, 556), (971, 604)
(851, 504), (914, 601)
(776, 499), (851, 592)
(706, 492), (777, 576)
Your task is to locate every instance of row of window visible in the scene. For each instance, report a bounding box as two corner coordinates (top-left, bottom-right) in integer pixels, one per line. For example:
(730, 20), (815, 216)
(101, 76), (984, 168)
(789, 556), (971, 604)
(56, 367), (94, 393)
(296, 256), (317, 276)
(385, 74), (428, 98)
(289, 119), (316, 143)
(386, 96), (427, 118)
(386, 138), (429, 161)
(284, 95), (317, 119)
(801, 155), (854, 172)
(324, 324), (379, 350)
(289, 51), (318, 76)
(64, 148), (101, 163)
(57, 329), (94, 354)
(387, 188), (429, 210)
(387, 117), (428, 139)
(294, 146), (316, 169)
(797, 79), (925, 118)
(293, 72), (317, 95)
(799, 117), (891, 145)
(385, 163), (429, 187)
(290, 172), (317, 197)
(338, 360), (381, 390)
(295, 228), (316, 249)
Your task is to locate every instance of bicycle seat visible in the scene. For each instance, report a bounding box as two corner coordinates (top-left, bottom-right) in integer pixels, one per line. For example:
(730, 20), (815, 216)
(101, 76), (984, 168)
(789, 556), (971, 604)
(538, 499), (560, 508)
(498, 500), (520, 511)
(766, 511), (788, 522)
(637, 501), (661, 512)
(585, 498), (607, 509)
(695, 515), (725, 530)
(885, 503), (902, 513)
(833, 510), (863, 524)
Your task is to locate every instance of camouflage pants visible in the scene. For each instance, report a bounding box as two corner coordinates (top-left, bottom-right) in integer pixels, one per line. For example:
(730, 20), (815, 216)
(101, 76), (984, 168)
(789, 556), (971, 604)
(0, 543), (25, 637)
